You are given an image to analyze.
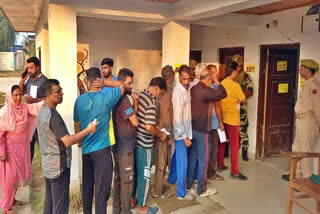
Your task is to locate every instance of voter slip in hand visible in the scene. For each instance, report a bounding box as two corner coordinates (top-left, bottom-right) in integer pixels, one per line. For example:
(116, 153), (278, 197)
(161, 128), (170, 135)
(217, 128), (227, 143)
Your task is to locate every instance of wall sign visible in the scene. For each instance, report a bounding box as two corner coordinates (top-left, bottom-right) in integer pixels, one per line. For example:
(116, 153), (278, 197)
(277, 61), (287, 71)
(245, 64), (256, 73)
(278, 83), (289, 93)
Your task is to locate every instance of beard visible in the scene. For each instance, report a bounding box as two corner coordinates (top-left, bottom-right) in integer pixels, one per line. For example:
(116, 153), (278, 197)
(125, 90), (132, 95)
(29, 72), (38, 79)
(103, 71), (112, 79)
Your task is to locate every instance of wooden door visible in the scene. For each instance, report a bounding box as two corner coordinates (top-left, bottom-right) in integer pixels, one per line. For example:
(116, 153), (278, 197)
(257, 45), (299, 158)
(219, 47), (244, 80)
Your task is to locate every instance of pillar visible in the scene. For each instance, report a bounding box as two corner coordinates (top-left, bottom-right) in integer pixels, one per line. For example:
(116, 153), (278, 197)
(48, 4), (80, 190)
(162, 21), (190, 68)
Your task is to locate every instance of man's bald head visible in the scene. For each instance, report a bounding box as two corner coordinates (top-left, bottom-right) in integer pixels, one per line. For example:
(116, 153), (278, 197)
(200, 69), (211, 80)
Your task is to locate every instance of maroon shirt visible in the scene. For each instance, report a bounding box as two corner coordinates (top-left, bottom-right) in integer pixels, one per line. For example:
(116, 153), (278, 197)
(191, 81), (227, 133)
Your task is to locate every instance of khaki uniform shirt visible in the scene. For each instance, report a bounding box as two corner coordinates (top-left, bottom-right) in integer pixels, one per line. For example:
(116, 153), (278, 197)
(295, 76), (320, 128)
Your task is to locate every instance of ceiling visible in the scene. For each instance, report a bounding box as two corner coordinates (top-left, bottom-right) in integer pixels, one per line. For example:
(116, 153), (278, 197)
(0, 0), (44, 32)
(145, 0), (182, 2)
(237, 0), (320, 15)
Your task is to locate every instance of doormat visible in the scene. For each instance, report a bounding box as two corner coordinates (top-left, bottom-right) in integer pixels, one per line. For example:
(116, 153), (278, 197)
(151, 183), (200, 214)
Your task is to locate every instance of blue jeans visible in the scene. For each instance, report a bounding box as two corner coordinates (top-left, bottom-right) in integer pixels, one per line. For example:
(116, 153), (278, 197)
(168, 140), (188, 197)
(187, 130), (211, 195)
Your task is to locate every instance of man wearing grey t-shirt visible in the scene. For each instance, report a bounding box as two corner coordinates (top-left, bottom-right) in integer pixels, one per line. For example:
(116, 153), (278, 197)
(38, 79), (98, 214)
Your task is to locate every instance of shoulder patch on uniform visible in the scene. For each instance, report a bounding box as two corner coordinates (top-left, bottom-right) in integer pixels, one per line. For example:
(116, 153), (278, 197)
(313, 89), (317, 94)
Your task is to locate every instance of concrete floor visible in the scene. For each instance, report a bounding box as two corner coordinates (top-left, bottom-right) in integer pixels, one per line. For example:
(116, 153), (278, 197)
(209, 157), (314, 214)
(0, 157), (316, 214)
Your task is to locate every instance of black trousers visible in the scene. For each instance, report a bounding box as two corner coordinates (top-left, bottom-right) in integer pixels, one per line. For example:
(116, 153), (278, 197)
(82, 147), (113, 214)
(44, 168), (70, 214)
(30, 129), (39, 162)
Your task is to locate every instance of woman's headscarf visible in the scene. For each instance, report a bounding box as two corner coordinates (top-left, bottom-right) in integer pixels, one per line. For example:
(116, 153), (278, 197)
(0, 87), (28, 133)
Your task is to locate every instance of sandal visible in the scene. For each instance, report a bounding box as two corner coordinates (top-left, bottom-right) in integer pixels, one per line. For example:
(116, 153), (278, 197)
(152, 192), (172, 199)
(2, 209), (17, 214)
(199, 187), (217, 197)
(137, 206), (158, 214)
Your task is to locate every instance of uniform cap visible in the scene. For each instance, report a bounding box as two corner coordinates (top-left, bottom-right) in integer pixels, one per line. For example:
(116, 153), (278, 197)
(232, 55), (244, 66)
(301, 59), (319, 70)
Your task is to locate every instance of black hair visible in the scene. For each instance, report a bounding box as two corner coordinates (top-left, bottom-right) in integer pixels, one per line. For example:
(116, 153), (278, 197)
(101, 58), (114, 67)
(230, 61), (239, 70)
(118, 68), (134, 81)
(225, 63), (234, 78)
(149, 77), (167, 91)
(41, 79), (60, 97)
(11, 85), (20, 93)
(178, 65), (190, 76)
(161, 65), (174, 80)
(27, 56), (40, 66)
(310, 68), (317, 75)
(86, 67), (101, 81)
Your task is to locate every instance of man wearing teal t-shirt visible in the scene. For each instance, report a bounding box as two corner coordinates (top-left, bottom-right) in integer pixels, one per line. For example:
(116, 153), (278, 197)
(74, 67), (125, 214)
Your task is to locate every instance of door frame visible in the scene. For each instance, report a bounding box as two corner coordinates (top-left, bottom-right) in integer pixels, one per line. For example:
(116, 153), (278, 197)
(255, 43), (300, 159)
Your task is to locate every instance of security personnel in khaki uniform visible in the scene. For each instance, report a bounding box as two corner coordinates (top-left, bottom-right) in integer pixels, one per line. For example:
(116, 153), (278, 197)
(283, 59), (320, 180)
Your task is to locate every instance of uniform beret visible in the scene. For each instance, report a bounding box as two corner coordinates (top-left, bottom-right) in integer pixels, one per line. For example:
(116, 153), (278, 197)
(301, 59), (319, 70)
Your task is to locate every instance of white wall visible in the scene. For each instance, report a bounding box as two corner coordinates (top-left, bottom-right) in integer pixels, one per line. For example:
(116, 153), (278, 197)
(77, 17), (162, 82)
(190, 6), (320, 157)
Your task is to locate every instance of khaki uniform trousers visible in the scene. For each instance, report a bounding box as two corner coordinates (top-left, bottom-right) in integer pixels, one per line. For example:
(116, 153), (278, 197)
(292, 114), (319, 178)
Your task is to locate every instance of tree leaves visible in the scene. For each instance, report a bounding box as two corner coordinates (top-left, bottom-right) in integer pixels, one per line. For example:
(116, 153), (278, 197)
(0, 10), (16, 52)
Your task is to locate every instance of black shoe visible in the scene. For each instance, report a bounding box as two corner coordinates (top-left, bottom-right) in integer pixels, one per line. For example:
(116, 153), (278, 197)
(242, 147), (249, 161)
(230, 173), (248, 180)
(217, 165), (228, 172)
(282, 174), (290, 181)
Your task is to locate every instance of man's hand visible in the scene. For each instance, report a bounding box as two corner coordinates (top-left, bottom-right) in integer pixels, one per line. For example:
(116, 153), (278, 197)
(93, 78), (104, 89)
(0, 155), (7, 162)
(219, 122), (225, 131)
(160, 132), (168, 141)
(25, 95), (35, 103)
(86, 121), (99, 134)
(167, 138), (174, 146)
(184, 137), (192, 148)
(131, 92), (139, 101)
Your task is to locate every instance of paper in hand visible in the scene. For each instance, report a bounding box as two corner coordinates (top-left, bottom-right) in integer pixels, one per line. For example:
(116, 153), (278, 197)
(217, 128), (227, 143)
(30, 85), (38, 98)
(161, 128), (170, 135)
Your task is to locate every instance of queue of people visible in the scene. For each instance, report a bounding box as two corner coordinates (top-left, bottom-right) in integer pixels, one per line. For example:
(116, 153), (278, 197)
(3, 54), (301, 214)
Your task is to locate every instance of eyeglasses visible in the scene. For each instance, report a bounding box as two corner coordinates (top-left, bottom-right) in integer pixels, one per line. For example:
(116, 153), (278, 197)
(52, 88), (63, 94)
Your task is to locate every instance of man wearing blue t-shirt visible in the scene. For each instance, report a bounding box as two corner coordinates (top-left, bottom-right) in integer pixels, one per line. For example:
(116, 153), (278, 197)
(73, 67), (125, 214)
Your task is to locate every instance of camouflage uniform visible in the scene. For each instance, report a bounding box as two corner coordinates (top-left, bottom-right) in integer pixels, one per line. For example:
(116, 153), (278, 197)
(236, 70), (253, 148)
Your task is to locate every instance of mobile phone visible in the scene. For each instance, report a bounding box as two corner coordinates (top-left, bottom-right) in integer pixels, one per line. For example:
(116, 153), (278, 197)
(22, 68), (28, 78)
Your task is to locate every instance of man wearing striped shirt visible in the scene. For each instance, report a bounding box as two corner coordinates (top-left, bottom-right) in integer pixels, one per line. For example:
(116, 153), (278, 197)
(131, 77), (167, 214)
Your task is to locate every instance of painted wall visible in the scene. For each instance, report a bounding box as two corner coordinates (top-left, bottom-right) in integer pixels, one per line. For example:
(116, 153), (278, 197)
(190, 6), (320, 157)
(77, 17), (162, 83)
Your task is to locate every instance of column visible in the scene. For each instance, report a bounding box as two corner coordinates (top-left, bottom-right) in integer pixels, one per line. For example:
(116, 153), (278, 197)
(48, 4), (80, 191)
(162, 21), (190, 67)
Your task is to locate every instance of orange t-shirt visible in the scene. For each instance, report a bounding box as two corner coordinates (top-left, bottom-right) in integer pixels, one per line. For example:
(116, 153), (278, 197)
(220, 79), (245, 126)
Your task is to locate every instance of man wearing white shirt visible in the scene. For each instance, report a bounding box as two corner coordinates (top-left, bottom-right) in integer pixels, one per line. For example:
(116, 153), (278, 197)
(167, 65), (195, 200)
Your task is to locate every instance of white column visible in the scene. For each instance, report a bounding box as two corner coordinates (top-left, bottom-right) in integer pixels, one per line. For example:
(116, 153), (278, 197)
(48, 4), (80, 190)
(162, 21), (190, 67)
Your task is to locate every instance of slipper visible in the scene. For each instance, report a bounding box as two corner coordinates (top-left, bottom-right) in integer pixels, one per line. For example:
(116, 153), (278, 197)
(152, 192), (172, 199)
(138, 206), (159, 214)
(199, 188), (217, 198)
(2, 209), (17, 214)
(177, 192), (196, 200)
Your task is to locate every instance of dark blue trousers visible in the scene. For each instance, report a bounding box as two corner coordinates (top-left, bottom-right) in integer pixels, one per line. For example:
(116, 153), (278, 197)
(187, 130), (211, 195)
